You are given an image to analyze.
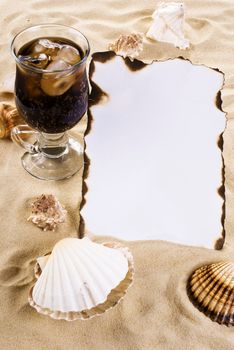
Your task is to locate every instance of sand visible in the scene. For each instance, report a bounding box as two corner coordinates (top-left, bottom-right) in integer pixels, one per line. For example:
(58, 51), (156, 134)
(0, 0), (234, 349)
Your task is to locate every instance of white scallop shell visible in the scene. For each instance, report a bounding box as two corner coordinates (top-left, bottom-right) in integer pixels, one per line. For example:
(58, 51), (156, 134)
(146, 2), (190, 49)
(29, 237), (134, 320)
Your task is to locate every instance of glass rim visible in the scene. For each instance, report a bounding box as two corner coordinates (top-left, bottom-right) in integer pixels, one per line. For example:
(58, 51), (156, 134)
(11, 23), (90, 74)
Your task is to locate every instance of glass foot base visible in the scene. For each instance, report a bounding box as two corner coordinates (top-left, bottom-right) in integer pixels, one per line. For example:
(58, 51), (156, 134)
(21, 137), (83, 180)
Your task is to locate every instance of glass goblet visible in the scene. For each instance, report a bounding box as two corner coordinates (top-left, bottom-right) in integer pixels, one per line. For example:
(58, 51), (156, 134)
(11, 24), (90, 180)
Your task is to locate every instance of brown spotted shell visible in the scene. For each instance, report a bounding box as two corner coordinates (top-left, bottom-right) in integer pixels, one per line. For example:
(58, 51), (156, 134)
(0, 103), (22, 138)
(188, 262), (234, 327)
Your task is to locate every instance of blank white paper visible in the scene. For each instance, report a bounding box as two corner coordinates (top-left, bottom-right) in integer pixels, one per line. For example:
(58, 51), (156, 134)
(82, 57), (226, 248)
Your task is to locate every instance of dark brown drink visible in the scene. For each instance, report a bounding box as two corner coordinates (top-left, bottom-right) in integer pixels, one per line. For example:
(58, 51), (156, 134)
(15, 37), (88, 133)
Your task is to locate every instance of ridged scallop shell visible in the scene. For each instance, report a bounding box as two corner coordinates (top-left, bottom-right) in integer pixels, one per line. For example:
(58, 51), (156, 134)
(146, 2), (189, 49)
(29, 237), (134, 320)
(0, 103), (22, 139)
(188, 261), (234, 326)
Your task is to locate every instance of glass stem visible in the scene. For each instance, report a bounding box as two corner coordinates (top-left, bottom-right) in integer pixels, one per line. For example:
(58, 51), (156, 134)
(38, 132), (68, 158)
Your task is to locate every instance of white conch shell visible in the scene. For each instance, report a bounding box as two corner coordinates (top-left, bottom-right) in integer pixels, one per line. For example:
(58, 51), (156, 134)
(29, 237), (134, 320)
(146, 2), (189, 49)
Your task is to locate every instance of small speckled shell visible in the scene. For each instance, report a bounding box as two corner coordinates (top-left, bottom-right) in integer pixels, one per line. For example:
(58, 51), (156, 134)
(27, 194), (67, 231)
(188, 261), (234, 326)
(108, 33), (143, 61)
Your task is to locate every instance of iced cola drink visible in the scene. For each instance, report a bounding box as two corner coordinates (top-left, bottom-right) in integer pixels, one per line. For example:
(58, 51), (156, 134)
(15, 37), (88, 133)
(11, 25), (89, 180)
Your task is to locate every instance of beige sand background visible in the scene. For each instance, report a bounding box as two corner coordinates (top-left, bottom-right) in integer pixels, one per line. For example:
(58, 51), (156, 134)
(0, 0), (234, 349)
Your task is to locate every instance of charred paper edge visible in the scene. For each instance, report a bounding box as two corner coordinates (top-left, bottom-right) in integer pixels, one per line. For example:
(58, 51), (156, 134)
(79, 51), (227, 250)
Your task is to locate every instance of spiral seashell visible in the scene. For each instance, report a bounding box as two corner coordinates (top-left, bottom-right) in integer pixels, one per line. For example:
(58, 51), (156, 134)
(0, 103), (22, 139)
(146, 2), (190, 49)
(29, 237), (134, 321)
(187, 261), (234, 326)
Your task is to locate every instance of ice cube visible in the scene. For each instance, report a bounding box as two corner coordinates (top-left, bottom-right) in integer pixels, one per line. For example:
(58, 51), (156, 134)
(32, 39), (61, 58)
(18, 53), (49, 69)
(44, 58), (71, 71)
(38, 39), (61, 49)
(40, 59), (76, 96)
(57, 45), (81, 65)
